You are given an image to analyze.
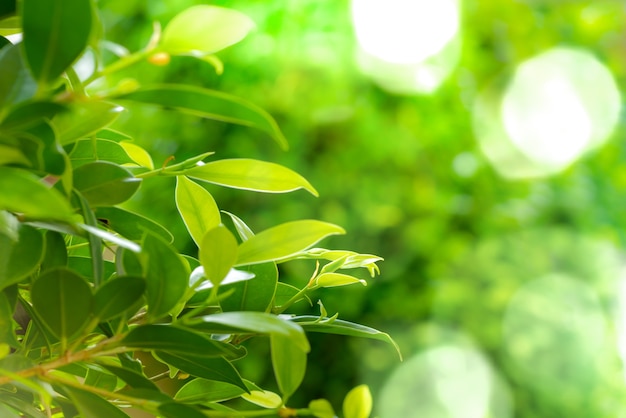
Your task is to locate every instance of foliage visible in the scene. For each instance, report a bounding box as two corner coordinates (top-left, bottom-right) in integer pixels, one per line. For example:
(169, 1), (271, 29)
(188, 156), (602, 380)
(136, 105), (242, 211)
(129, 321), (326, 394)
(0, 1), (399, 417)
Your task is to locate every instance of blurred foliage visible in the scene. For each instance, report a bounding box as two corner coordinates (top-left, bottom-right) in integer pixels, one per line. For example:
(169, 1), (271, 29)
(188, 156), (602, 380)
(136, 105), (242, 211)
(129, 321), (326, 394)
(100, 0), (626, 416)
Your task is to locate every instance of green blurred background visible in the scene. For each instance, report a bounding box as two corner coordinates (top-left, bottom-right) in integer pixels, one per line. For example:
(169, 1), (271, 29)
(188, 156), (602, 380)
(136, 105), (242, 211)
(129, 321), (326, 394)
(99, 0), (626, 416)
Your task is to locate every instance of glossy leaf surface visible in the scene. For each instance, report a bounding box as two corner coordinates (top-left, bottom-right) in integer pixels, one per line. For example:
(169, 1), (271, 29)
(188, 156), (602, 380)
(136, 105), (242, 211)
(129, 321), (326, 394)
(185, 159), (317, 196)
(236, 220), (345, 266)
(73, 161), (141, 207)
(175, 176), (220, 247)
(53, 102), (123, 145)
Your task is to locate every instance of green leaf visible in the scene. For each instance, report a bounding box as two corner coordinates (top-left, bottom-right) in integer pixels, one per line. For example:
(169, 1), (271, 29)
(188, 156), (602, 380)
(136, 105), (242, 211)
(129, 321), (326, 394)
(22, 0), (92, 84)
(0, 166), (75, 222)
(53, 101), (123, 145)
(274, 282), (311, 307)
(290, 316), (402, 360)
(94, 206), (173, 243)
(30, 267), (93, 343)
(161, 5), (255, 55)
(41, 230), (68, 270)
(73, 161), (141, 207)
(122, 324), (242, 358)
(343, 385), (372, 418)
(156, 351), (247, 392)
(312, 272), (367, 289)
(0, 44), (37, 108)
(175, 176), (220, 247)
(158, 402), (207, 418)
(220, 262), (277, 312)
(0, 101), (66, 131)
(175, 378), (256, 403)
(69, 138), (142, 168)
(84, 366), (117, 392)
(0, 290), (19, 347)
(0, 223), (44, 291)
(141, 233), (189, 319)
(192, 312), (309, 353)
(97, 364), (159, 391)
(0, 394), (43, 418)
(78, 223), (141, 253)
(114, 85), (288, 149)
(9, 120), (67, 175)
(242, 390), (283, 409)
(185, 159), (318, 196)
(63, 385), (131, 418)
(222, 211), (254, 241)
(271, 334), (307, 401)
(119, 141), (153, 169)
(236, 220), (345, 266)
(309, 399), (336, 418)
(93, 276), (145, 322)
(199, 225), (238, 287)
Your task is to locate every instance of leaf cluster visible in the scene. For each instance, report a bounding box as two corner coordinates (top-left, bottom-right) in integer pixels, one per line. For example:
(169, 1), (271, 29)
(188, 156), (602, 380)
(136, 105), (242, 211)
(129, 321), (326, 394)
(0, 1), (398, 417)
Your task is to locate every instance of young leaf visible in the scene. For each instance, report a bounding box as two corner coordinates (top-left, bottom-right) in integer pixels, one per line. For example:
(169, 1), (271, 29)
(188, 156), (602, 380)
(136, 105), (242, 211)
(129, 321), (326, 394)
(219, 262), (277, 312)
(199, 225), (239, 287)
(141, 233), (190, 319)
(192, 312), (309, 353)
(62, 385), (131, 418)
(271, 334), (307, 401)
(236, 220), (345, 266)
(161, 5), (255, 55)
(241, 390), (283, 409)
(0, 223), (44, 291)
(30, 268), (93, 343)
(175, 176), (220, 247)
(22, 0), (92, 84)
(0, 166), (75, 222)
(309, 399), (336, 418)
(222, 211), (254, 241)
(311, 273), (367, 289)
(184, 158), (318, 196)
(73, 161), (141, 207)
(343, 385), (372, 418)
(114, 85), (288, 149)
(119, 141), (153, 169)
(154, 351), (248, 391)
(93, 276), (145, 322)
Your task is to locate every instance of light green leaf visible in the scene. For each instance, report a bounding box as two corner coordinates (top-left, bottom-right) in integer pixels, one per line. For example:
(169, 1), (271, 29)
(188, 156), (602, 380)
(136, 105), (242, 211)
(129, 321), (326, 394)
(290, 316), (402, 360)
(236, 220), (345, 266)
(0, 223), (44, 291)
(141, 233), (189, 319)
(343, 385), (372, 418)
(161, 5), (255, 55)
(242, 390), (283, 409)
(185, 159), (317, 196)
(309, 399), (336, 418)
(69, 138), (139, 168)
(175, 378), (258, 403)
(199, 225), (238, 287)
(175, 176), (220, 247)
(93, 276), (145, 322)
(122, 324), (241, 358)
(114, 85), (287, 149)
(0, 166), (74, 222)
(63, 385), (131, 418)
(192, 312), (309, 353)
(53, 101), (123, 145)
(22, 0), (92, 84)
(30, 268), (93, 343)
(73, 161), (141, 207)
(312, 273), (367, 289)
(271, 334), (307, 401)
(0, 44), (36, 107)
(220, 262), (277, 312)
(222, 211), (254, 241)
(119, 141), (153, 169)
(155, 351), (247, 392)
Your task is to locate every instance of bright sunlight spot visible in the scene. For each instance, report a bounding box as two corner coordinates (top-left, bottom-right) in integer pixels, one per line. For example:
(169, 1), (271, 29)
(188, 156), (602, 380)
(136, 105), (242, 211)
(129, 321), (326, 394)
(351, 0), (461, 94)
(379, 344), (512, 418)
(502, 274), (606, 389)
(474, 47), (620, 179)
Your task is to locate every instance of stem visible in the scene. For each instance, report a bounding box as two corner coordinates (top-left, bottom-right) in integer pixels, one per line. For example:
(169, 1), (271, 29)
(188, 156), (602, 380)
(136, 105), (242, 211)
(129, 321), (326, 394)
(65, 67), (86, 97)
(272, 286), (311, 315)
(83, 49), (152, 87)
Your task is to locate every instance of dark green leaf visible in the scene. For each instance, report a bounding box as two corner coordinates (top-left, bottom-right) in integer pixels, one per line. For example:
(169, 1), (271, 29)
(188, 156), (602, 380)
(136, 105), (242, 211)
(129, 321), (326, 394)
(236, 220), (345, 266)
(0, 223), (43, 290)
(75, 190), (104, 287)
(175, 176), (220, 247)
(185, 158), (318, 195)
(94, 276), (145, 322)
(67, 256), (115, 283)
(122, 324), (241, 358)
(155, 351), (247, 392)
(192, 312), (309, 352)
(53, 101), (123, 145)
(0, 101), (66, 131)
(73, 161), (141, 207)
(41, 230), (68, 270)
(158, 402), (207, 418)
(115, 85), (288, 149)
(199, 225), (238, 287)
(175, 378), (258, 403)
(0, 166), (75, 222)
(220, 262), (277, 312)
(17, 120), (67, 175)
(271, 334), (307, 401)
(22, 0), (92, 84)
(161, 5), (254, 55)
(97, 364), (159, 391)
(30, 267), (93, 342)
(0, 1), (16, 19)
(290, 316), (402, 360)
(0, 44), (36, 107)
(141, 233), (189, 319)
(0, 290), (19, 347)
(63, 385), (131, 418)
(94, 206), (173, 243)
